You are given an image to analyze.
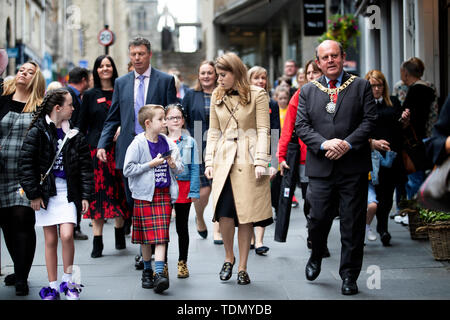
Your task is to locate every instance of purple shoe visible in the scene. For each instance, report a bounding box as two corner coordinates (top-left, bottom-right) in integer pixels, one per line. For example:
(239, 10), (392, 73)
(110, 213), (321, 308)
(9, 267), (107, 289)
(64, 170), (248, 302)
(39, 287), (60, 300)
(59, 281), (83, 300)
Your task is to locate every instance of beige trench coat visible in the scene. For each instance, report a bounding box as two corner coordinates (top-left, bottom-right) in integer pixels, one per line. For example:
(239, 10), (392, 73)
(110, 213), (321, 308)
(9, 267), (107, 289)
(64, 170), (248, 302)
(204, 85), (272, 224)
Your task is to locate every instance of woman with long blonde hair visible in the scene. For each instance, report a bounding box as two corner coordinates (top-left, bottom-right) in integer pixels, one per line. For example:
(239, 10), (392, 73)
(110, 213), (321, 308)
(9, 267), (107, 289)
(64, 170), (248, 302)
(205, 52), (272, 285)
(0, 61), (45, 296)
(364, 69), (405, 247)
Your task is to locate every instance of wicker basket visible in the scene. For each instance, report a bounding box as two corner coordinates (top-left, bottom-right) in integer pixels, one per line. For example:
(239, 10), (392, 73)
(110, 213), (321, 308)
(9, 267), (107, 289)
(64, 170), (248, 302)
(404, 208), (428, 240)
(418, 222), (450, 261)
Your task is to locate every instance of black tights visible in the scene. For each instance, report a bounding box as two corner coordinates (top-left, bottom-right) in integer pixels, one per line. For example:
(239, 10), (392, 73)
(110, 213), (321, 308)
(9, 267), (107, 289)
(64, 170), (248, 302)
(0, 206), (36, 282)
(174, 203), (191, 261)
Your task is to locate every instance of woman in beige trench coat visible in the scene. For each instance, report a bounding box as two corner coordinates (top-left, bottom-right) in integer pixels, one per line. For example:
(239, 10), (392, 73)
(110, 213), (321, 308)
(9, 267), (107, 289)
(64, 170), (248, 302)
(204, 52), (273, 285)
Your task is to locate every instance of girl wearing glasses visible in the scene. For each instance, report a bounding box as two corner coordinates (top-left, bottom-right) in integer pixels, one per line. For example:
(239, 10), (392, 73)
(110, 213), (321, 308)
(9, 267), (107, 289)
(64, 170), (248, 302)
(165, 104), (200, 279)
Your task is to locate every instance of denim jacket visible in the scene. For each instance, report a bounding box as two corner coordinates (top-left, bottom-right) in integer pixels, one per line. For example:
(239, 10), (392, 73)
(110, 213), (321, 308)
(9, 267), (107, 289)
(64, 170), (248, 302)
(123, 133), (184, 203)
(370, 150), (397, 185)
(174, 134), (200, 199)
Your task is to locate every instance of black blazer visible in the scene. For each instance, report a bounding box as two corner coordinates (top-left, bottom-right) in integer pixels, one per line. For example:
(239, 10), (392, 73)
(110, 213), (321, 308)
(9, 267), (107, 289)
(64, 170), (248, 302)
(182, 89), (208, 138)
(295, 72), (377, 177)
(371, 96), (403, 152)
(75, 87), (112, 148)
(97, 68), (177, 169)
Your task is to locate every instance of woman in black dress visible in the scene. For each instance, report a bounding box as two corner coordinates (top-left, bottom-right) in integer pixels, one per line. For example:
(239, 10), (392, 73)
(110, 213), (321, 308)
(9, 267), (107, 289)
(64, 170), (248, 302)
(76, 55), (131, 258)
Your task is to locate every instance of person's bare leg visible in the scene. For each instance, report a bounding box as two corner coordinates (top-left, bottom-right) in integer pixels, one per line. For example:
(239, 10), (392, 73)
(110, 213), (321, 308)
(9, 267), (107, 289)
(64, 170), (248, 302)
(141, 244), (153, 262)
(114, 216), (124, 228)
(59, 223), (75, 274)
(367, 202), (377, 225)
(91, 219), (104, 236)
(43, 226), (58, 282)
(254, 226), (265, 248)
(213, 221), (222, 241)
(237, 223), (253, 272)
(194, 186), (211, 232)
(219, 217), (235, 263)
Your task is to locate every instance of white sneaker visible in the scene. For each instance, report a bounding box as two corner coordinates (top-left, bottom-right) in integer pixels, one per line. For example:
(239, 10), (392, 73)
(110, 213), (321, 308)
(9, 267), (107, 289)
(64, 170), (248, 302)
(367, 229), (377, 241)
(394, 215), (403, 224)
(401, 215), (409, 226)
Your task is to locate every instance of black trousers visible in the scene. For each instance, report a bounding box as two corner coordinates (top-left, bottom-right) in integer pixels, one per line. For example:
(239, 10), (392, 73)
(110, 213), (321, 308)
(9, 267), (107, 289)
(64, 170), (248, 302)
(374, 167), (397, 235)
(307, 171), (367, 280)
(0, 206), (36, 282)
(174, 202), (191, 261)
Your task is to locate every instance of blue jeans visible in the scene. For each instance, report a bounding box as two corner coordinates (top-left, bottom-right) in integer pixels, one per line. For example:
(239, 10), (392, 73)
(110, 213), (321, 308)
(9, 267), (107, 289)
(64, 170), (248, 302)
(406, 171), (425, 199)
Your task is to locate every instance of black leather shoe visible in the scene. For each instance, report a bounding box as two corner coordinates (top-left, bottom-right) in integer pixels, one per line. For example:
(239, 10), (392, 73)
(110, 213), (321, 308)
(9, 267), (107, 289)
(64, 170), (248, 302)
(219, 257), (235, 281)
(380, 232), (391, 246)
(15, 280), (29, 296)
(341, 278), (358, 295)
(237, 271), (251, 285)
(135, 255), (144, 270)
(305, 258), (321, 281)
(153, 273), (169, 293)
(255, 246), (269, 255)
(74, 229), (88, 240)
(322, 247), (330, 258)
(141, 269), (154, 289)
(4, 273), (16, 286)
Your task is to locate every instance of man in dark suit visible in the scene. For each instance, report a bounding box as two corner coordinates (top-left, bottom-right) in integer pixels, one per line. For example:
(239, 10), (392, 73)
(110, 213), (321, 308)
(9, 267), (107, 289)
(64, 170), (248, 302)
(97, 36), (177, 193)
(96, 37), (177, 273)
(295, 40), (377, 295)
(66, 66), (90, 240)
(66, 67), (89, 126)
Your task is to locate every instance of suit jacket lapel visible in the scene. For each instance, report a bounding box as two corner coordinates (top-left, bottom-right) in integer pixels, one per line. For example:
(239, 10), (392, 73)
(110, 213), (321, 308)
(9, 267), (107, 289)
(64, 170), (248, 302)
(146, 67), (158, 104)
(126, 72), (136, 121)
(333, 72), (351, 118)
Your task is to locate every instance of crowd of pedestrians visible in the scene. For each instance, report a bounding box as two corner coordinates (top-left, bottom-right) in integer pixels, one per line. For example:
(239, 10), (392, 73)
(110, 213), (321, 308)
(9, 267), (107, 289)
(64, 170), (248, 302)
(0, 36), (446, 299)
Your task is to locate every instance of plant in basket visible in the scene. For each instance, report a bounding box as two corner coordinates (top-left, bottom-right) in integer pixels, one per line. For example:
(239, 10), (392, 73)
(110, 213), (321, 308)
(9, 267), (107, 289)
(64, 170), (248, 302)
(417, 208), (450, 261)
(398, 199), (428, 239)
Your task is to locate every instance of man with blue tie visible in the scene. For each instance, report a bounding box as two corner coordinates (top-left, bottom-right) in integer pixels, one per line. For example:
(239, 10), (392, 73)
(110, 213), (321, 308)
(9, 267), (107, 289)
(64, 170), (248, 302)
(295, 40), (377, 295)
(97, 37), (177, 200)
(96, 38), (177, 268)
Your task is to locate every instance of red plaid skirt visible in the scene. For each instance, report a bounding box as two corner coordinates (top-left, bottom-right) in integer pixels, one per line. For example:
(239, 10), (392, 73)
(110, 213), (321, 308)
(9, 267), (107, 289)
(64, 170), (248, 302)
(132, 188), (172, 244)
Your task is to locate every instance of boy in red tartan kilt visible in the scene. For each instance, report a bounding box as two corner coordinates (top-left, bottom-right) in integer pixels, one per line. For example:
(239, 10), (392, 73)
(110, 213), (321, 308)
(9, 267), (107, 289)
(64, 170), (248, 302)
(123, 105), (183, 294)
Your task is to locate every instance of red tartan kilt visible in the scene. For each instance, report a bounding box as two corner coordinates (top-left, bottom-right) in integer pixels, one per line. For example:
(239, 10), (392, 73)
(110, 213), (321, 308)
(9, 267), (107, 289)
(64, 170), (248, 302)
(132, 188), (172, 244)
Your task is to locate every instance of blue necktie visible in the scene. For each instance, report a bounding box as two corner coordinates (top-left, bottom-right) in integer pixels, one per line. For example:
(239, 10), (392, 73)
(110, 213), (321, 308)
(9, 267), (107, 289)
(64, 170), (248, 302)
(135, 75), (146, 134)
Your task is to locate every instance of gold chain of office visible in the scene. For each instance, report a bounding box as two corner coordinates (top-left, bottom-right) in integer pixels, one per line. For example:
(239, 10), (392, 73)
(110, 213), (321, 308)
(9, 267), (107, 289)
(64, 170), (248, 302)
(311, 75), (357, 113)
(311, 75), (357, 97)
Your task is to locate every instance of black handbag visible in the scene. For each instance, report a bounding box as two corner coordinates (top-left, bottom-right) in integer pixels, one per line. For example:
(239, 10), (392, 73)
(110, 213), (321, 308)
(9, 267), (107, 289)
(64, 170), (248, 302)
(417, 157), (450, 212)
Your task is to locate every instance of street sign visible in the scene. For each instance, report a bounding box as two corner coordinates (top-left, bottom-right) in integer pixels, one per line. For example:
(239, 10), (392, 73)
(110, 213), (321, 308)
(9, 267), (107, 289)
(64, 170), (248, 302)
(303, 0), (327, 36)
(98, 28), (114, 47)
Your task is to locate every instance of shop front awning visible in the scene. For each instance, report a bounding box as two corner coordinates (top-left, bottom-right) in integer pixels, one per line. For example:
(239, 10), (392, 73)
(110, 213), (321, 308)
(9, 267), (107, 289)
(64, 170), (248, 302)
(214, 0), (291, 26)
